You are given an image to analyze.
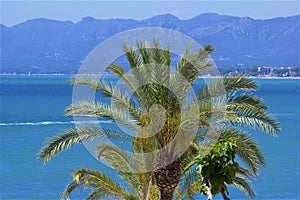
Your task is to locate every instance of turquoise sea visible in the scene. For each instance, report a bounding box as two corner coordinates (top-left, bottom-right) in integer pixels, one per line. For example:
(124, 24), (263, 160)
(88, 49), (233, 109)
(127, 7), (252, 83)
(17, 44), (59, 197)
(0, 75), (299, 199)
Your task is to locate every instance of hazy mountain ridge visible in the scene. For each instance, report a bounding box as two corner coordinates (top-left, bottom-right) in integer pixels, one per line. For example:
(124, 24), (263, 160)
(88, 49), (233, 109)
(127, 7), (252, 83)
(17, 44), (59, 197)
(1, 13), (299, 74)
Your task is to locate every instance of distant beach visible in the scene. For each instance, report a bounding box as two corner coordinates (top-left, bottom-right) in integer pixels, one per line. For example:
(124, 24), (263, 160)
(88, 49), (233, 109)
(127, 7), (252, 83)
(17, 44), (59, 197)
(1, 73), (300, 79)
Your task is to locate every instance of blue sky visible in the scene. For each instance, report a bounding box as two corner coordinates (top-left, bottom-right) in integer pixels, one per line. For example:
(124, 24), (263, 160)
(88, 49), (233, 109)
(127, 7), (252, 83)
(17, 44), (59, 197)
(1, 1), (299, 26)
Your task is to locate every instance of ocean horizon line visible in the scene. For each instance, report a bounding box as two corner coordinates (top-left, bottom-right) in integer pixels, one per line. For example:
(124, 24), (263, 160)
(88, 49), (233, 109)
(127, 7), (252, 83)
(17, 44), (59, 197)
(1, 73), (300, 79)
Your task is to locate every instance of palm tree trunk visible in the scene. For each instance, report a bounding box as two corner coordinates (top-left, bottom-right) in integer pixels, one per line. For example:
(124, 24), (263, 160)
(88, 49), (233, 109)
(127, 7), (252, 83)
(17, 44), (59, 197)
(154, 159), (181, 200)
(219, 185), (230, 200)
(205, 178), (213, 200)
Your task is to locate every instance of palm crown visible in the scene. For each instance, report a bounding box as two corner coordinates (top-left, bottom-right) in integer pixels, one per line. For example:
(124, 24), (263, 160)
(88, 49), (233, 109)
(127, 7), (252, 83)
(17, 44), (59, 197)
(39, 40), (280, 200)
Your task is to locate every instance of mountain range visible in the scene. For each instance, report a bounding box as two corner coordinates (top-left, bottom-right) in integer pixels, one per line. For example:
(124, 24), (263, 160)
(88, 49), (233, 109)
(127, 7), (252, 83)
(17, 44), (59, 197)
(1, 13), (299, 74)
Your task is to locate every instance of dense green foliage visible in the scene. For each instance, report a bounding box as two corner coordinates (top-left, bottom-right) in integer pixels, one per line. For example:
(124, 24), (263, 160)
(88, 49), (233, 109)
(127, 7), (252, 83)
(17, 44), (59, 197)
(196, 137), (239, 195)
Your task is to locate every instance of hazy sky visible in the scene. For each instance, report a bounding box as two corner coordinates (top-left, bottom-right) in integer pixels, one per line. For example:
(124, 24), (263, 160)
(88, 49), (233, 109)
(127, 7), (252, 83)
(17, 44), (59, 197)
(1, 1), (299, 26)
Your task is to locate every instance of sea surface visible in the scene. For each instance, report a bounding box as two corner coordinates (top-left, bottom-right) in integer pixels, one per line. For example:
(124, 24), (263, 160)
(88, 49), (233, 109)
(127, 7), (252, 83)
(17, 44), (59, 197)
(0, 75), (299, 199)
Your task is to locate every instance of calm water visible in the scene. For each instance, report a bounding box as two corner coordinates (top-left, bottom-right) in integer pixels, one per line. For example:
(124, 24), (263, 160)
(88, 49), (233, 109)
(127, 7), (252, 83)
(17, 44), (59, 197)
(0, 75), (299, 199)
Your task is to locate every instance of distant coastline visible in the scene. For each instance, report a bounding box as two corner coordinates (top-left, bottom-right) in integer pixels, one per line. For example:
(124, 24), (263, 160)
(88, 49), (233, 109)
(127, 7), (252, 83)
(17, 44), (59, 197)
(1, 73), (299, 79)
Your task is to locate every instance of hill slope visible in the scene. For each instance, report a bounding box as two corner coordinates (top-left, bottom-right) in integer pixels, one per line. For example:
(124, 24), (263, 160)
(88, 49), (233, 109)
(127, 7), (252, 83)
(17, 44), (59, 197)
(1, 13), (299, 74)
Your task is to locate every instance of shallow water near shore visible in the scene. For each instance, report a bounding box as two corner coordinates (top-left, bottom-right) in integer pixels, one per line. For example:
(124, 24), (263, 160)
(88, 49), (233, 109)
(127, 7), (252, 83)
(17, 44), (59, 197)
(0, 75), (299, 199)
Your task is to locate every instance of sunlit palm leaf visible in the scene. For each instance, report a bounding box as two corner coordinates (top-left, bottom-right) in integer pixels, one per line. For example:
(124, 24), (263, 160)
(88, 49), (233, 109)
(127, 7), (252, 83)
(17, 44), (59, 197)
(69, 76), (114, 97)
(176, 44), (215, 84)
(65, 101), (137, 128)
(97, 144), (136, 172)
(38, 127), (129, 164)
(61, 168), (137, 200)
(226, 109), (280, 136)
(197, 75), (257, 101)
(69, 76), (141, 120)
(232, 176), (256, 199)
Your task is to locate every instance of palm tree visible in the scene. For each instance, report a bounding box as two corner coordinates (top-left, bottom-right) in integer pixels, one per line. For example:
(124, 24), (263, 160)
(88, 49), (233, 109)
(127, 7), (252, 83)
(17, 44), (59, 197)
(38, 40), (280, 199)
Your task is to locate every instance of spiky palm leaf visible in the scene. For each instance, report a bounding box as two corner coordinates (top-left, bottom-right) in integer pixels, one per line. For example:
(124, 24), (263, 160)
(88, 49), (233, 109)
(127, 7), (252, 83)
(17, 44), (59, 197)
(65, 101), (137, 129)
(38, 127), (130, 164)
(232, 175), (256, 199)
(197, 75), (258, 101)
(67, 77), (142, 120)
(61, 168), (139, 200)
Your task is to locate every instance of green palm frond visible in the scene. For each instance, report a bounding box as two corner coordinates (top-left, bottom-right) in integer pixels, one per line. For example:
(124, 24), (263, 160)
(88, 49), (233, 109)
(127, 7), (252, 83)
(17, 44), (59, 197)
(65, 101), (137, 128)
(121, 172), (147, 196)
(132, 40), (172, 110)
(86, 190), (139, 200)
(225, 91), (280, 135)
(227, 92), (268, 110)
(220, 128), (265, 175)
(136, 40), (151, 64)
(169, 45), (215, 107)
(97, 143), (156, 174)
(238, 167), (255, 179)
(197, 75), (257, 101)
(232, 176), (256, 199)
(38, 127), (129, 164)
(152, 39), (171, 66)
(226, 107), (280, 136)
(110, 87), (141, 120)
(86, 189), (108, 200)
(122, 44), (144, 86)
(68, 76), (142, 120)
(106, 64), (138, 93)
(97, 144), (137, 172)
(62, 168), (137, 200)
(169, 72), (193, 107)
(106, 64), (147, 109)
(120, 172), (160, 200)
(61, 180), (80, 200)
(68, 76), (114, 97)
(223, 75), (257, 92)
(65, 101), (112, 117)
(196, 83), (280, 135)
(136, 39), (171, 66)
(176, 44), (215, 84)
(138, 63), (170, 108)
(123, 43), (142, 70)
